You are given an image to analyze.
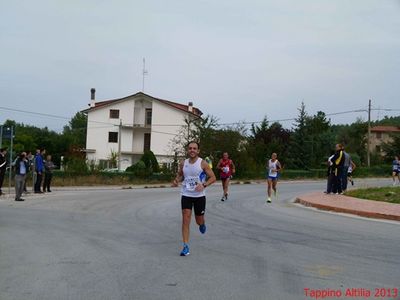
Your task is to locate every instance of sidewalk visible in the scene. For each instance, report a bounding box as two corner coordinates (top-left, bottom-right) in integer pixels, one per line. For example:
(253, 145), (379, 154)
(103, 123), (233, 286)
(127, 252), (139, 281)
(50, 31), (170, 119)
(296, 192), (400, 221)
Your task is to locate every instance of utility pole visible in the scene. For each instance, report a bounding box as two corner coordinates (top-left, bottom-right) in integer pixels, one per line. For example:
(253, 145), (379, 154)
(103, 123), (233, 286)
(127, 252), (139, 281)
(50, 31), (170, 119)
(367, 99), (371, 167)
(8, 126), (13, 195)
(118, 120), (122, 171)
(142, 58), (148, 92)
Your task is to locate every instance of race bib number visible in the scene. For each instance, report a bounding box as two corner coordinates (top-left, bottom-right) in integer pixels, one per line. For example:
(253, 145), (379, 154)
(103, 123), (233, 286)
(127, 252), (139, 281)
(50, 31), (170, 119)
(223, 166), (230, 173)
(185, 176), (198, 191)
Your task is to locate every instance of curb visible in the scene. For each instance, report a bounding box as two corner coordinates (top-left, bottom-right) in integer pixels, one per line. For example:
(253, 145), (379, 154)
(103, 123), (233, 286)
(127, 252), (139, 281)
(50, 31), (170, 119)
(295, 194), (400, 222)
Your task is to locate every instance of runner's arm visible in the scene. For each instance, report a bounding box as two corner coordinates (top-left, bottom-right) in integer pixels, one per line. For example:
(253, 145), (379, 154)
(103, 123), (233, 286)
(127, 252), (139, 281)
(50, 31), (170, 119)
(231, 160), (236, 174)
(216, 159), (222, 170)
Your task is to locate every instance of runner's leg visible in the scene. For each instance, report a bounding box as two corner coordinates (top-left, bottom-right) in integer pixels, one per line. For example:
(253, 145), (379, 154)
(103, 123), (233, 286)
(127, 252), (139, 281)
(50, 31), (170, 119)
(272, 179), (277, 196)
(224, 178), (230, 199)
(182, 209), (192, 244)
(267, 179), (272, 197)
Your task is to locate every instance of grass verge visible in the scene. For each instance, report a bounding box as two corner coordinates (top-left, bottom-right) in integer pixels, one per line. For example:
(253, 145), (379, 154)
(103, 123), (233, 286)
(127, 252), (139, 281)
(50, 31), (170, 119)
(345, 187), (400, 204)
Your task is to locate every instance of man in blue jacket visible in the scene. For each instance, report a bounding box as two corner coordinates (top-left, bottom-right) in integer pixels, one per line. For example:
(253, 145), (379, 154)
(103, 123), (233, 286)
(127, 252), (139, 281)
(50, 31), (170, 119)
(34, 148), (45, 193)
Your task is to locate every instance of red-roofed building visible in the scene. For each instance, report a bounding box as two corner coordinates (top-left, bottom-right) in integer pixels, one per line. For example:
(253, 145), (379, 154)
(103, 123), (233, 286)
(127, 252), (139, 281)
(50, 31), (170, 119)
(82, 91), (203, 170)
(369, 125), (400, 155)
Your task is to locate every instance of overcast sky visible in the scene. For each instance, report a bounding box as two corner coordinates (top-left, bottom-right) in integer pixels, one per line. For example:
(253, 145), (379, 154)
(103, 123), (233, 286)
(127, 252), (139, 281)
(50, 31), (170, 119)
(1, 0), (399, 132)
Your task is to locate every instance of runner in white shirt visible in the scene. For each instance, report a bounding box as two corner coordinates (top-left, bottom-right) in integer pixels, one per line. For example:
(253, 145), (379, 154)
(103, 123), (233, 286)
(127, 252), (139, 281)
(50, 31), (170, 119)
(266, 153), (281, 203)
(172, 141), (216, 256)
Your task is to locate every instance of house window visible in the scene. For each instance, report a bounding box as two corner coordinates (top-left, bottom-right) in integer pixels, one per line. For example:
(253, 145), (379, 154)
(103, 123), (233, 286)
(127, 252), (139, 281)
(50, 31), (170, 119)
(144, 133), (151, 151)
(375, 145), (381, 153)
(108, 132), (118, 143)
(145, 109), (152, 125)
(376, 132), (382, 139)
(110, 109), (120, 119)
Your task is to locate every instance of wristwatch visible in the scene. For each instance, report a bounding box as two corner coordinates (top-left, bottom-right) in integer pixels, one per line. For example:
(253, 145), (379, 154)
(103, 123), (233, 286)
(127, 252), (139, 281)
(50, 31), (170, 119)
(202, 183), (207, 188)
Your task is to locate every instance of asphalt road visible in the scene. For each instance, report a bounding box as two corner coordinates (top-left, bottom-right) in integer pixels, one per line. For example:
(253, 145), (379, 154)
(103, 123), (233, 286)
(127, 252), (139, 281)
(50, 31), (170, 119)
(0, 179), (399, 300)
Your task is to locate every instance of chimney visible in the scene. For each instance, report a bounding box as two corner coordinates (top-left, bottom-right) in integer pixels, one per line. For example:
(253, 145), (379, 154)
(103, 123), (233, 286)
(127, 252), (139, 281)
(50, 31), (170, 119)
(90, 88), (96, 108)
(188, 101), (193, 113)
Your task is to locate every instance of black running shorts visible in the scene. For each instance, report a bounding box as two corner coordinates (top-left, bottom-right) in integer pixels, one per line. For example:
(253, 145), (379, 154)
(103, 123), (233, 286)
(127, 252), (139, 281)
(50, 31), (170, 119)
(181, 195), (206, 216)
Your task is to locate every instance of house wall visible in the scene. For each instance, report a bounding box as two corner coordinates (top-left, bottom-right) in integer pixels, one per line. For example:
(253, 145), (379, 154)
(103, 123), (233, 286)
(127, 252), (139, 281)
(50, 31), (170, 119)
(369, 131), (397, 155)
(151, 101), (188, 162)
(86, 94), (194, 169)
(86, 107), (118, 164)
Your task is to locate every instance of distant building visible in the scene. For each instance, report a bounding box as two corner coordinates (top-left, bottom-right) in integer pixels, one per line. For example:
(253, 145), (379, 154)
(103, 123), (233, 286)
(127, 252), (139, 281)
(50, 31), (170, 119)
(82, 90), (202, 170)
(369, 125), (400, 155)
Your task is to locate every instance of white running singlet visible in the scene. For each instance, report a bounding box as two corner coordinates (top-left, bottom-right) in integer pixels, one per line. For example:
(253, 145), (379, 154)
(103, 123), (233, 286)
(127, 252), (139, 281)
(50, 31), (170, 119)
(268, 159), (279, 178)
(181, 158), (206, 197)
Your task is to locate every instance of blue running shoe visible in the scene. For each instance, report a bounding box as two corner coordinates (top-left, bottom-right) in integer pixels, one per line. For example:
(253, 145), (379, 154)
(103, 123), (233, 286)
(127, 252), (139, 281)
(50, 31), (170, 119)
(199, 224), (206, 234)
(180, 244), (190, 256)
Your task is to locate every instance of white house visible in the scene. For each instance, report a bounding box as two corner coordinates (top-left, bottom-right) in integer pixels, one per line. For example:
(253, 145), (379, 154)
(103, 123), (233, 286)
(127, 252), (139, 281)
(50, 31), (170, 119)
(82, 90), (203, 170)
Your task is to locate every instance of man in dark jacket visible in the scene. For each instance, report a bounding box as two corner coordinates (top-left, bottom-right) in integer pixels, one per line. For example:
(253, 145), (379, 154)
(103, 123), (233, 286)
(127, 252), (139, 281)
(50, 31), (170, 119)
(330, 144), (345, 194)
(43, 154), (55, 192)
(0, 148), (7, 196)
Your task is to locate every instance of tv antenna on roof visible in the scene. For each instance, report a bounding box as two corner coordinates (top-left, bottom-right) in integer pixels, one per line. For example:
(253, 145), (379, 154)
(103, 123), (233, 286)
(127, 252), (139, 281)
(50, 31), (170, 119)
(142, 58), (148, 92)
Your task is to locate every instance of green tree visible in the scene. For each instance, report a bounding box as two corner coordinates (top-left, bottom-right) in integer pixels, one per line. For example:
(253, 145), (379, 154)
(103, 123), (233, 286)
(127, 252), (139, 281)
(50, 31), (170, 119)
(248, 117), (290, 166)
(304, 111), (332, 168)
(336, 118), (367, 165)
(171, 115), (218, 156)
(62, 111), (87, 149)
(141, 150), (160, 173)
(381, 133), (400, 163)
(287, 102), (310, 169)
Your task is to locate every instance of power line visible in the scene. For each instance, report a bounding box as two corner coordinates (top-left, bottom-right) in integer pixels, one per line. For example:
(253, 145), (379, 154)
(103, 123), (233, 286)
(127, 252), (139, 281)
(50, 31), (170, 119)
(0, 106), (72, 121)
(1, 104), (399, 132)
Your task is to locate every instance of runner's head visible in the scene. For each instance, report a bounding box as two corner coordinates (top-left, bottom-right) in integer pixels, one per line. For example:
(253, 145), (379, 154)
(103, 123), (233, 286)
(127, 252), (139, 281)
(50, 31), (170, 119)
(222, 152), (229, 160)
(186, 141), (200, 158)
(271, 153), (277, 160)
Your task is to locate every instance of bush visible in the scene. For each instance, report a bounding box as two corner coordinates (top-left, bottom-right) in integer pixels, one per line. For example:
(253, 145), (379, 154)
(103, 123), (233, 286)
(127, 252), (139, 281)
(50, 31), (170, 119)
(125, 151), (160, 178)
(64, 157), (88, 173)
(353, 165), (391, 177)
(125, 160), (149, 178)
(141, 150), (159, 173)
(349, 153), (361, 166)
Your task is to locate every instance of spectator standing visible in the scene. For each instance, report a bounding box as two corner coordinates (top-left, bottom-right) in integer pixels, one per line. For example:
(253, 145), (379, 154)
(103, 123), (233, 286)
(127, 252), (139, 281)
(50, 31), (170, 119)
(0, 148), (7, 196)
(324, 151), (335, 194)
(14, 152), (29, 201)
(43, 154), (55, 192)
(341, 148), (351, 192)
(34, 148), (45, 193)
(23, 151), (33, 193)
(330, 144), (345, 194)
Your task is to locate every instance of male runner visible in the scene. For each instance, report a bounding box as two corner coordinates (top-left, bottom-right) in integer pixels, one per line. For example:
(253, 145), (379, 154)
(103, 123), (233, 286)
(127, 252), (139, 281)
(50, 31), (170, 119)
(172, 142), (216, 256)
(216, 152), (235, 201)
(266, 153), (281, 203)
